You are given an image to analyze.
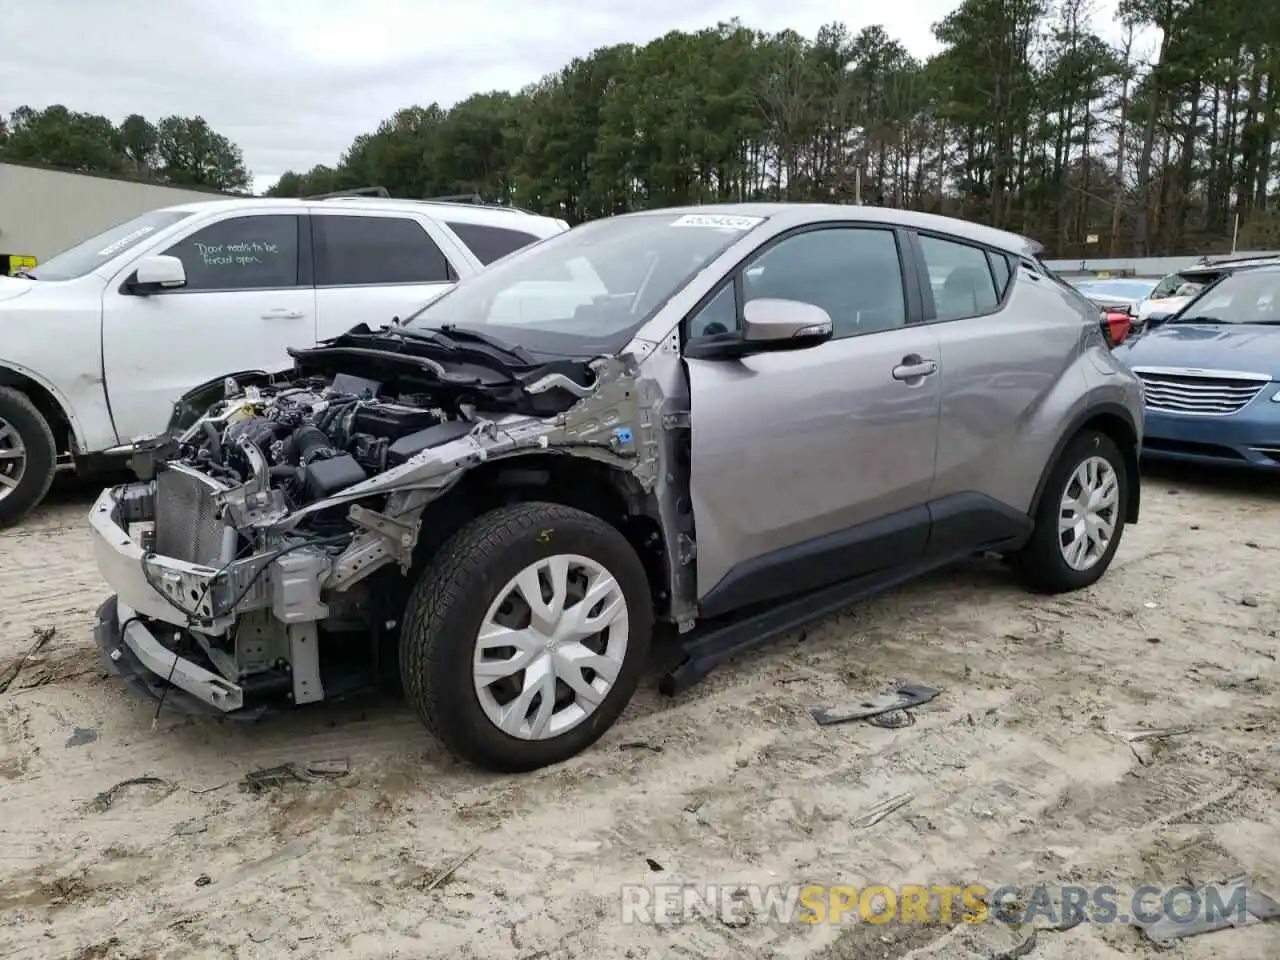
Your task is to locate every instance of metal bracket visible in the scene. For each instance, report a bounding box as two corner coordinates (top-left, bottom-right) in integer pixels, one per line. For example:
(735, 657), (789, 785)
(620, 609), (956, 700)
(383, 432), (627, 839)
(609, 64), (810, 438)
(662, 412), (690, 429)
(287, 623), (324, 705)
(348, 504), (418, 556)
(677, 533), (697, 565)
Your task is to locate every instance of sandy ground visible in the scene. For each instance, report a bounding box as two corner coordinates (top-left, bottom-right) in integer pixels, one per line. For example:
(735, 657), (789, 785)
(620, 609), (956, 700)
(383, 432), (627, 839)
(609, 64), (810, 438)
(0, 464), (1278, 960)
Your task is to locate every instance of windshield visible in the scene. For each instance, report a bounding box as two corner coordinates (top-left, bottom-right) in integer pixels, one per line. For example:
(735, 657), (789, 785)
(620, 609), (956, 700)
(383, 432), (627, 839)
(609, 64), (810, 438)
(1075, 279), (1158, 300)
(1171, 270), (1280, 325)
(404, 211), (766, 356)
(1150, 271), (1216, 300)
(30, 209), (194, 281)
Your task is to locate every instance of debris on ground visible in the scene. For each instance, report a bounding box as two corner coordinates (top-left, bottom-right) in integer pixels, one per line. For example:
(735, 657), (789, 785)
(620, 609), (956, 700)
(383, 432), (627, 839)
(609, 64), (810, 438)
(412, 846), (481, 891)
(194, 874), (212, 887)
(0, 626), (56, 693)
(1136, 875), (1280, 942)
(239, 759), (350, 793)
(852, 792), (913, 829)
(90, 777), (169, 812)
(65, 727), (98, 748)
(810, 683), (940, 726)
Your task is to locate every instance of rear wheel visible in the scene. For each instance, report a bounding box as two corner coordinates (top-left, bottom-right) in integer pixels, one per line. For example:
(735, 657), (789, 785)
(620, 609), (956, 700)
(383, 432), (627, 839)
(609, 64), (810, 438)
(1014, 429), (1128, 593)
(399, 502), (653, 772)
(0, 387), (57, 528)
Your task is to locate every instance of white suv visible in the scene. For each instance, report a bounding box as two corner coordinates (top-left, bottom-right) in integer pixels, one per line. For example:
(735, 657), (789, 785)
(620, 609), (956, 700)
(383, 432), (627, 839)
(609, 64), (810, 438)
(0, 192), (569, 525)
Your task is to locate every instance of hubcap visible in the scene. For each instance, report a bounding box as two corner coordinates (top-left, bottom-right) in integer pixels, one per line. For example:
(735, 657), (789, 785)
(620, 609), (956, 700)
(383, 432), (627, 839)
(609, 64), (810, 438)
(0, 418), (26, 502)
(473, 554), (629, 740)
(1058, 455), (1119, 571)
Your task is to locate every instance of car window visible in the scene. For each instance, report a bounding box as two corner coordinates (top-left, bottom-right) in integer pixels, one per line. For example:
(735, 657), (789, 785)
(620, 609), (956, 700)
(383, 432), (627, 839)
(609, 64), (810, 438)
(1150, 272), (1208, 299)
(446, 221), (542, 265)
(161, 215), (299, 291)
(918, 235), (1000, 321)
(687, 284), (738, 338)
(313, 215), (454, 286)
(987, 251), (1012, 296)
(738, 227), (906, 339)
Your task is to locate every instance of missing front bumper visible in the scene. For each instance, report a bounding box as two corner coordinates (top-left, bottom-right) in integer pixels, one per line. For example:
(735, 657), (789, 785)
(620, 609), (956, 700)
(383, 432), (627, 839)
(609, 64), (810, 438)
(93, 595), (260, 718)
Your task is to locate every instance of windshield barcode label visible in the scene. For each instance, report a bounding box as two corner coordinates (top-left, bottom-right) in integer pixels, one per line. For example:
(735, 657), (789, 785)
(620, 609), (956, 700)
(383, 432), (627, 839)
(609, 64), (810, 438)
(670, 214), (764, 230)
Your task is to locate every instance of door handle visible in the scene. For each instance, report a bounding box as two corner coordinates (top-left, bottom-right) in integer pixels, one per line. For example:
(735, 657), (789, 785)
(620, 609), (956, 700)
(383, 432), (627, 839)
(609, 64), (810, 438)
(261, 309), (305, 320)
(891, 358), (938, 381)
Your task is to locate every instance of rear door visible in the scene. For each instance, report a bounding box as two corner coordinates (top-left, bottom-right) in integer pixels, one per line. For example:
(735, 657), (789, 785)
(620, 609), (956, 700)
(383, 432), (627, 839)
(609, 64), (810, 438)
(684, 224), (942, 617)
(309, 211), (462, 337)
(101, 211), (316, 444)
(916, 230), (1079, 540)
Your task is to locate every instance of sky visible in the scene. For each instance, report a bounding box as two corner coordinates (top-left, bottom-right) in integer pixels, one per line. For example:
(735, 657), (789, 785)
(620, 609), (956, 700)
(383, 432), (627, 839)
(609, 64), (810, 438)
(0, 0), (1142, 194)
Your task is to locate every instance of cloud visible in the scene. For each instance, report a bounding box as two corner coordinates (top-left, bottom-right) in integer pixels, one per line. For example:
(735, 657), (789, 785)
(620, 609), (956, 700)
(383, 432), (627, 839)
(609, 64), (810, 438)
(0, 0), (1136, 192)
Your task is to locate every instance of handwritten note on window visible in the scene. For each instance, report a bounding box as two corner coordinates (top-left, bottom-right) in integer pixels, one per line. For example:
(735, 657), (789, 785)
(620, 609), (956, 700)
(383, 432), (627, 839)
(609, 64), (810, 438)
(195, 240), (281, 267)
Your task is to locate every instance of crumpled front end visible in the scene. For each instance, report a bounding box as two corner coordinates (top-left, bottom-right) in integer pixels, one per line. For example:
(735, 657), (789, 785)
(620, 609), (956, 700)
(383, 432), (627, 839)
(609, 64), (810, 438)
(88, 335), (665, 717)
(89, 471), (342, 714)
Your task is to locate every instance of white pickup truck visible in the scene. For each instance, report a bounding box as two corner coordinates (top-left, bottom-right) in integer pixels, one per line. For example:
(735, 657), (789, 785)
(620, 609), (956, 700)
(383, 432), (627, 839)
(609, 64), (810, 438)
(0, 193), (569, 525)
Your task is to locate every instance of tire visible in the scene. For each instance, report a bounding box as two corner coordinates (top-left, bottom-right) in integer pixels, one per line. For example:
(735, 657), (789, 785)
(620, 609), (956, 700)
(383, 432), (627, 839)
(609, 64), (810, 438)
(1014, 429), (1128, 593)
(0, 387), (57, 528)
(399, 502), (653, 772)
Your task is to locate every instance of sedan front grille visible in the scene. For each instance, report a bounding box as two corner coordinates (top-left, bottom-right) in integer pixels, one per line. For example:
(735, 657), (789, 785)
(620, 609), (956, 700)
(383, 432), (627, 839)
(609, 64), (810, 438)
(1132, 367), (1270, 417)
(154, 467), (227, 567)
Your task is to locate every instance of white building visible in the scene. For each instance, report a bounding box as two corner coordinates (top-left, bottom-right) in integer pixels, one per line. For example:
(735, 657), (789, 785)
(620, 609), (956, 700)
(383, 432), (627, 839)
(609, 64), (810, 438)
(0, 161), (229, 272)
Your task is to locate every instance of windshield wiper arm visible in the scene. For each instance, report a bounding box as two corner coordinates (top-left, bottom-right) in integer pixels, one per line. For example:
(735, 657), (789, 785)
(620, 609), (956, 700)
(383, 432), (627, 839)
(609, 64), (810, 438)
(1170, 315), (1226, 324)
(435, 324), (536, 364)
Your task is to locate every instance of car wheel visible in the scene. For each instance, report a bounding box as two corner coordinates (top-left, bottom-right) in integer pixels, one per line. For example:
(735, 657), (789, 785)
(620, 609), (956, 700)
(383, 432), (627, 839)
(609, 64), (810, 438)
(0, 387), (57, 528)
(1015, 429), (1128, 593)
(399, 501), (653, 772)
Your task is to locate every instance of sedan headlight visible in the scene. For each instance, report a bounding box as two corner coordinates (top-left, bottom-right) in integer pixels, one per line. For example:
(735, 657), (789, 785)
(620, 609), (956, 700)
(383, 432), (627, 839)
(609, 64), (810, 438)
(1272, 387), (1280, 402)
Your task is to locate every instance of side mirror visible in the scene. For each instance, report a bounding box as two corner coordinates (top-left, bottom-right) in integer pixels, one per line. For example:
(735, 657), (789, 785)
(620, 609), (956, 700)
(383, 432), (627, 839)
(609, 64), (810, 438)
(1146, 312), (1173, 328)
(127, 255), (186, 295)
(686, 298), (833, 360)
(742, 298), (834, 348)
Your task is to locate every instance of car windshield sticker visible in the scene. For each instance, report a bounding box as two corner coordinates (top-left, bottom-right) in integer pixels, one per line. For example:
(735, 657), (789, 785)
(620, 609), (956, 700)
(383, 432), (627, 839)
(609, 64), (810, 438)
(670, 214), (765, 230)
(96, 226), (158, 257)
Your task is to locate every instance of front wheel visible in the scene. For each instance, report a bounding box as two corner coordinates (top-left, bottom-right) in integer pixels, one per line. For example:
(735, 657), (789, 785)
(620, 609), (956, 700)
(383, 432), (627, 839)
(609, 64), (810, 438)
(399, 502), (653, 772)
(0, 387), (57, 528)
(1014, 429), (1129, 593)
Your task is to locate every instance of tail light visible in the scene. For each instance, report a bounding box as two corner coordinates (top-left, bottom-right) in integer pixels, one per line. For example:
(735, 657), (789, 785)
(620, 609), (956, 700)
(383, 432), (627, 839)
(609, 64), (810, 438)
(1100, 309), (1132, 347)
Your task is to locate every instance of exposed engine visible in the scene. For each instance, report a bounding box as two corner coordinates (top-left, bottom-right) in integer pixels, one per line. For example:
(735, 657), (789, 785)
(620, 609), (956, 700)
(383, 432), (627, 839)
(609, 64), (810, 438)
(178, 371), (474, 509)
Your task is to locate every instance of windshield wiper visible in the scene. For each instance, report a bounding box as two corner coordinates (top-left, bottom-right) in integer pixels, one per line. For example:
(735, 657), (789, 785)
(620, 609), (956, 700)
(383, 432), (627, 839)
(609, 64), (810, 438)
(1170, 315), (1226, 324)
(436, 324), (536, 363)
(404, 324), (536, 366)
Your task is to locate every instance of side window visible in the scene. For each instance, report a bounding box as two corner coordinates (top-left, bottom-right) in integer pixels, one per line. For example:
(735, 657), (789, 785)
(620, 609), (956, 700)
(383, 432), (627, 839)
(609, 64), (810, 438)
(987, 250), (1013, 297)
(312, 215), (454, 286)
(446, 221), (541, 265)
(918, 235), (1000, 321)
(687, 284), (738, 338)
(741, 227), (906, 338)
(161, 215), (299, 291)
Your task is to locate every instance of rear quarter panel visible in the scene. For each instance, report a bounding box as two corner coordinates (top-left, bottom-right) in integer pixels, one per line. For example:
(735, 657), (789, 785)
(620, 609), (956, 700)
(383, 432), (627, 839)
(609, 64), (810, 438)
(932, 264), (1141, 516)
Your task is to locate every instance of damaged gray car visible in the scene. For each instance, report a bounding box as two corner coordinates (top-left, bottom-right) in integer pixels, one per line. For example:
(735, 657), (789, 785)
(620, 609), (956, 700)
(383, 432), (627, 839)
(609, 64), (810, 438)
(90, 204), (1143, 772)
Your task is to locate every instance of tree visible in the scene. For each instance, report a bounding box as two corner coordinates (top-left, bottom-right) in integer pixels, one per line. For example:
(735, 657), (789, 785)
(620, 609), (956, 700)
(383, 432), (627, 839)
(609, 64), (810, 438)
(117, 113), (160, 174)
(254, 5), (1278, 254)
(0, 104), (250, 193)
(155, 115), (250, 192)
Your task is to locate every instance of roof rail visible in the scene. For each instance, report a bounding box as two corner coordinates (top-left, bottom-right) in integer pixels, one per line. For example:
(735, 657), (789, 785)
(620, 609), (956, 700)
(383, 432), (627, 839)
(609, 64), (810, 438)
(304, 186), (392, 200)
(1199, 251), (1280, 266)
(419, 194), (535, 215)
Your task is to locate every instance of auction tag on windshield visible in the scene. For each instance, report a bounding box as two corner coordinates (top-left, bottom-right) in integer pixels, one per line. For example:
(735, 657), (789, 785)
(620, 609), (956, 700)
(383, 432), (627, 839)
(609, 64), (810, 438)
(670, 214), (764, 230)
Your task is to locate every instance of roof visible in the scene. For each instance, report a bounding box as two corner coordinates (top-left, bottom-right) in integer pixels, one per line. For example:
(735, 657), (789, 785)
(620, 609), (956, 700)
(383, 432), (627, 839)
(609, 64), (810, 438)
(619, 203), (1042, 257)
(155, 195), (566, 230)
